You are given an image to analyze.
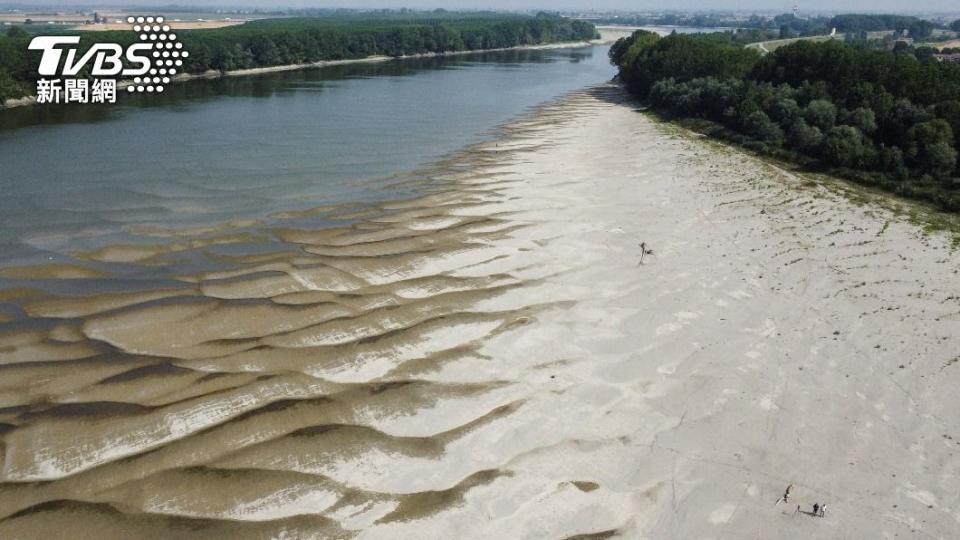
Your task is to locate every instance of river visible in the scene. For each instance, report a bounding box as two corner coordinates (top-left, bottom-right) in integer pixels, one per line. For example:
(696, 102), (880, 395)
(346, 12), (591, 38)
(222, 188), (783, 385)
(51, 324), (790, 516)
(0, 45), (615, 270)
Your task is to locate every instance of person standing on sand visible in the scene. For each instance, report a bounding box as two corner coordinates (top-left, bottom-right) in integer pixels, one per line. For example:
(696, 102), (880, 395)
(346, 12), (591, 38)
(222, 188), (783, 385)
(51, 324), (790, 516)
(819, 504), (827, 518)
(775, 484), (793, 505)
(813, 503), (820, 516)
(638, 242), (654, 265)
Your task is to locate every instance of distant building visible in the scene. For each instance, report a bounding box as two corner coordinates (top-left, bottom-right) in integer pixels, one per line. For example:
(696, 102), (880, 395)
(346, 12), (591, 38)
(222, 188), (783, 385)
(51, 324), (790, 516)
(933, 53), (960, 64)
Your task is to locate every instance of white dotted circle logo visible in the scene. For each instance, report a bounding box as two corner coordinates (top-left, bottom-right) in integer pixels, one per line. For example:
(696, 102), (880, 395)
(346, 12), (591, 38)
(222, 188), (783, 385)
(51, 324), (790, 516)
(124, 16), (187, 94)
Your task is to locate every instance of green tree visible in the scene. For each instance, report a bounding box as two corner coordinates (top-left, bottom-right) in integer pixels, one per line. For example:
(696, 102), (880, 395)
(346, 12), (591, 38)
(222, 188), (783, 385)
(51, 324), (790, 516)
(744, 111), (785, 146)
(769, 96), (801, 127)
(905, 120), (957, 177)
(610, 22), (960, 211)
(822, 125), (872, 168)
(614, 32), (759, 96)
(787, 118), (824, 153)
(892, 41), (911, 54)
(804, 99), (837, 131)
(935, 100), (960, 145)
(915, 46), (938, 61)
(6, 26), (28, 38)
(779, 25), (797, 39)
(879, 146), (909, 178)
(905, 20), (934, 40)
(841, 107), (878, 134)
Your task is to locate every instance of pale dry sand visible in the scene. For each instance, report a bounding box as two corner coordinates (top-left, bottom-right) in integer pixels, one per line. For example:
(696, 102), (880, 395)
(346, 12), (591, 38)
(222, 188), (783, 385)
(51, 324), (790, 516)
(935, 39), (960, 50)
(0, 86), (959, 539)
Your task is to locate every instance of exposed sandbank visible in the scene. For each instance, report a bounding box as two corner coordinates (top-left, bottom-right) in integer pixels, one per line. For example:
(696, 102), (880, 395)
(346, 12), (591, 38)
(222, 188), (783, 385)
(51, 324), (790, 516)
(0, 85), (958, 538)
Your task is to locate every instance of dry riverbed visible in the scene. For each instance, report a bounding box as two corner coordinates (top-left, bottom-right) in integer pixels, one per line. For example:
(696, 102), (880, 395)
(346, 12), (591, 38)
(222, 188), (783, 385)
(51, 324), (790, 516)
(0, 85), (958, 539)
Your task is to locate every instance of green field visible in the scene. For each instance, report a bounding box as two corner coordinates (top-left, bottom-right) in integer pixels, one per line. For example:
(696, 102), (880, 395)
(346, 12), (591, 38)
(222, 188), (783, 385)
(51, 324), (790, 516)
(745, 33), (845, 54)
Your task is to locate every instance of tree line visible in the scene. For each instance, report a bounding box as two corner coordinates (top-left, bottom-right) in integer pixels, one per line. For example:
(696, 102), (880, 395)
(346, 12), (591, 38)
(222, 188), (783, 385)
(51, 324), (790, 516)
(178, 15), (597, 73)
(828, 14), (935, 39)
(589, 12), (945, 36)
(0, 14), (598, 103)
(611, 30), (960, 212)
(589, 12), (832, 38)
(592, 12), (952, 42)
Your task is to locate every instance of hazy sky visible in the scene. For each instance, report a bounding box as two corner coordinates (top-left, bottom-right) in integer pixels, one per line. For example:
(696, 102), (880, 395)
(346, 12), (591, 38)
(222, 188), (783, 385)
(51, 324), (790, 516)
(7, 0), (958, 14)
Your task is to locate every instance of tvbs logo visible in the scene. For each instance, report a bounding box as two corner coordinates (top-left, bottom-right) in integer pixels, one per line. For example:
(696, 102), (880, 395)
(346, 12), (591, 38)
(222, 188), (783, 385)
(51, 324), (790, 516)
(30, 36), (153, 77)
(28, 16), (187, 104)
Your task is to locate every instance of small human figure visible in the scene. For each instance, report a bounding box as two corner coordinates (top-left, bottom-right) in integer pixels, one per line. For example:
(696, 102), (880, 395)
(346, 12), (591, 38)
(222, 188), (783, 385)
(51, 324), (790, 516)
(813, 502), (820, 516)
(638, 242), (654, 265)
(775, 483), (793, 505)
(795, 504), (801, 516)
(819, 503), (827, 518)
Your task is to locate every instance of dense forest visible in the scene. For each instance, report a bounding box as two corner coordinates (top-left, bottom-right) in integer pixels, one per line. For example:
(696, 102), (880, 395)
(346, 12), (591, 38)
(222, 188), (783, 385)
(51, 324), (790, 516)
(0, 13), (598, 102)
(611, 30), (960, 211)
(828, 14), (935, 39)
(178, 15), (597, 73)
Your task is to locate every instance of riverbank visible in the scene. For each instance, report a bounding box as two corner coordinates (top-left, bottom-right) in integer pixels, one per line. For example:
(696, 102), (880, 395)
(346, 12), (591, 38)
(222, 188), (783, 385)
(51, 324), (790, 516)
(0, 30), (623, 110)
(172, 35), (616, 83)
(1, 85), (959, 538)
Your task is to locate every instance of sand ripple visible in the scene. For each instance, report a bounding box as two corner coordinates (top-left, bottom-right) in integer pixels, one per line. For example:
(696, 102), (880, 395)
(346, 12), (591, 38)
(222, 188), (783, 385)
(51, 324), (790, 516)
(2, 86), (959, 538)
(0, 93), (590, 537)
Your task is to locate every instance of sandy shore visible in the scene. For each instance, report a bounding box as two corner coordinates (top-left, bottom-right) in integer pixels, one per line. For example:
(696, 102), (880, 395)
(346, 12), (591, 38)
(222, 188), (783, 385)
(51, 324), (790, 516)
(1, 85), (959, 538)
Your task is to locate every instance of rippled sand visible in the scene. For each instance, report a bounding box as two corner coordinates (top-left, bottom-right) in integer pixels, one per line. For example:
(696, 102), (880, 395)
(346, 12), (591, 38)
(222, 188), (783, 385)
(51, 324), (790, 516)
(1, 86), (960, 539)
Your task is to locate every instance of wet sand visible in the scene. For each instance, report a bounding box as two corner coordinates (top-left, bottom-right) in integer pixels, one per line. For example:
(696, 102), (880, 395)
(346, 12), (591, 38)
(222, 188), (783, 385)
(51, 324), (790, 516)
(1, 86), (959, 538)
